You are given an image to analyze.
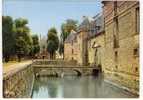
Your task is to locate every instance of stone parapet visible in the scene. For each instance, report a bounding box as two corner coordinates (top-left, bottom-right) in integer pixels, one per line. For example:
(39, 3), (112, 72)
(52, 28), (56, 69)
(3, 62), (34, 98)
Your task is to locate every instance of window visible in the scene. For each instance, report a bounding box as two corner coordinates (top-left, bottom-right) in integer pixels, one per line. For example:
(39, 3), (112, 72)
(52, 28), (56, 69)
(136, 7), (139, 33)
(133, 48), (139, 57)
(72, 40), (73, 46)
(114, 51), (118, 62)
(113, 34), (119, 48)
(115, 65), (118, 69)
(72, 49), (74, 54)
(135, 67), (138, 72)
(113, 15), (119, 48)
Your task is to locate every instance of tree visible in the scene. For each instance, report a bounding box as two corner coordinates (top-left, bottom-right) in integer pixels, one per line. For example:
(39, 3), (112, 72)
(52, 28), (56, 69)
(32, 35), (40, 56)
(2, 16), (15, 62)
(58, 41), (64, 55)
(14, 18), (32, 61)
(47, 27), (59, 59)
(60, 19), (78, 58)
(61, 19), (77, 41)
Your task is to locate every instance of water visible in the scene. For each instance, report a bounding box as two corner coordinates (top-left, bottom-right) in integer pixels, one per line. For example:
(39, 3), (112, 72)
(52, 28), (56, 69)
(32, 74), (138, 98)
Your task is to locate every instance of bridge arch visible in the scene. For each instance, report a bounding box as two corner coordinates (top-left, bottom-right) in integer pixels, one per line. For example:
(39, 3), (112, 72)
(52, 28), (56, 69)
(36, 69), (59, 77)
(73, 69), (82, 76)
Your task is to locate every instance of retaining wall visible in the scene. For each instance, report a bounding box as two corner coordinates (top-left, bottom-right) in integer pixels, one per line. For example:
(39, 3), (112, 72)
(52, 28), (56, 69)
(3, 63), (34, 98)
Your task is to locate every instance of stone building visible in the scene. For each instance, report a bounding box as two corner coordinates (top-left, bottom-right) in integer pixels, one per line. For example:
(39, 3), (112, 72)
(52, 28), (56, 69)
(76, 16), (95, 65)
(102, 1), (139, 94)
(64, 30), (78, 61)
(87, 14), (105, 71)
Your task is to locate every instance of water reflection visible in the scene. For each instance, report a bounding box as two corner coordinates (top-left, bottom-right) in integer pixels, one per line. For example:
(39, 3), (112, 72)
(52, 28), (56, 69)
(32, 74), (138, 98)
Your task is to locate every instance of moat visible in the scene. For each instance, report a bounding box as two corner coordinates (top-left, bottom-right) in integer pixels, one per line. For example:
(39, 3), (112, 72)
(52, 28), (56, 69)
(3, 60), (139, 98)
(32, 74), (137, 98)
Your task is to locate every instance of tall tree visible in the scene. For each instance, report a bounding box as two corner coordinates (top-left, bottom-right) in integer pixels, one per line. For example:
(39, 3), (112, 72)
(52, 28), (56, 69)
(2, 16), (15, 62)
(47, 27), (59, 59)
(14, 18), (32, 61)
(61, 19), (77, 41)
(59, 19), (78, 58)
(32, 35), (40, 56)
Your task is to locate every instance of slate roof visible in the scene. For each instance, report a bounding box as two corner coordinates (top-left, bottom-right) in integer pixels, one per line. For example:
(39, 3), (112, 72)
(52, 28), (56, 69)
(77, 13), (104, 39)
(88, 14), (104, 39)
(64, 13), (104, 43)
(64, 30), (77, 43)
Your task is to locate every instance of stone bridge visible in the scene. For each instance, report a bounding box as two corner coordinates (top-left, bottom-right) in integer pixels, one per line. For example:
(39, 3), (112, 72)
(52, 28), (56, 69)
(3, 60), (100, 98)
(32, 60), (99, 77)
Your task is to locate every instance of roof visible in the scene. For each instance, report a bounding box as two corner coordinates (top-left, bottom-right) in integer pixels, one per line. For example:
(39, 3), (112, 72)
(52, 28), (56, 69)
(78, 16), (92, 31)
(77, 14), (104, 39)
(64, 30), (77, 43)
(65, 14), (104, 43)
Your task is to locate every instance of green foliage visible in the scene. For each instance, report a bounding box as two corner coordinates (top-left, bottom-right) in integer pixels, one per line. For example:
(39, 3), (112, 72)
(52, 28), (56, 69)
(58, 42), (64, 55)
(47, 40), (56, 54)
(2, 16), (40, 61)
(47, 27), (59, 59)
(60, 19), (78, 55)
(61, 19), (77, 42)
(2, 16), (15, 62)
(61, 19), (77, 34)
(14, 18), (33, 60)
(32, 35), (40, 55)
(48, 27), (57, 35)
(15, 36), (27, 54)
(15, 18), (28, 27)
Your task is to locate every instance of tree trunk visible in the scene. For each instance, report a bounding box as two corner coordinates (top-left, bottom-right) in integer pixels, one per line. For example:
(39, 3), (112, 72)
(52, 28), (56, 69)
(18, 54), (21, 62)
(5, 55), (10, 63)
(50, 54), (52, 60)
(52, 52), (54, 60)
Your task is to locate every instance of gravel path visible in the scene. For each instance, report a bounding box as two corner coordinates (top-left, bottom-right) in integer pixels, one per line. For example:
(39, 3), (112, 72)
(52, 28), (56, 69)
(3, 60), (33, 76)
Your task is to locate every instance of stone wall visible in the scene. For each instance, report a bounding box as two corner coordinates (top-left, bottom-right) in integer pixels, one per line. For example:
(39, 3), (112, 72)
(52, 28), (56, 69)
(88, 33), (105, 69)
(64, 43), (72, 61)
(77, 31), (89, 65)
(64, 31), (83, 65)
(3, 63), (34, 98)
(77, 33), (83, 65)
(33, 59), (77, 66)
(102, 1), (139, 94)
(64, 42), (78, 61)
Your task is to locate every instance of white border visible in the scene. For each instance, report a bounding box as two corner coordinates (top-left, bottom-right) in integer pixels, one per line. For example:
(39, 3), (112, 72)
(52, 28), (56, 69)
(1, 0), (143, 100)
(0, 0), (2, 98)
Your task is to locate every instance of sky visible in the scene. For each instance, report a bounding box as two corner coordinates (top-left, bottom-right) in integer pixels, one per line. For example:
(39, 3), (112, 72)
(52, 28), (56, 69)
(3, 0), (102, 38)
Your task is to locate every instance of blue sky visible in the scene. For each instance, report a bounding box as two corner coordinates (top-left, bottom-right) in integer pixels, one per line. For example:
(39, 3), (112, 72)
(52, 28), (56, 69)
(3, 0), (102, 37)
